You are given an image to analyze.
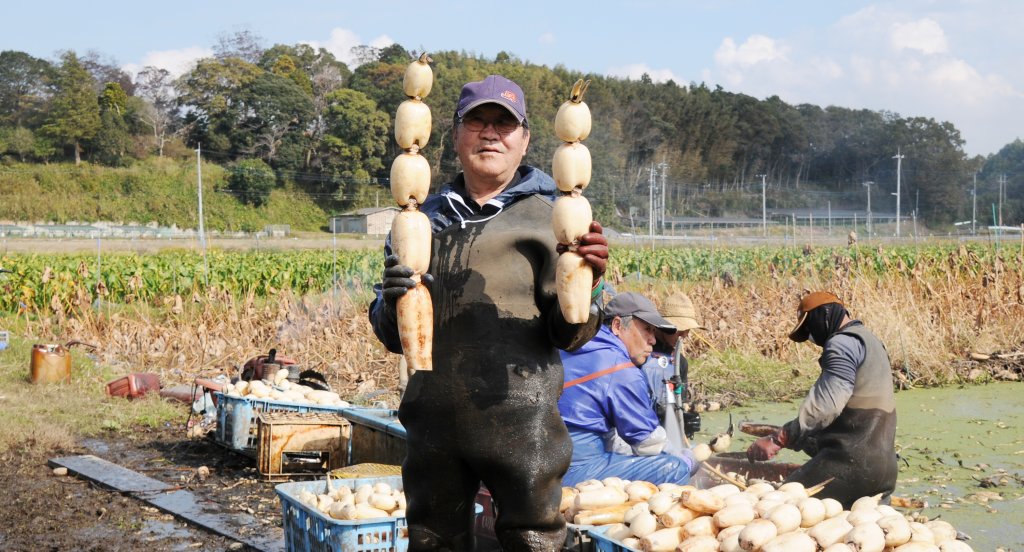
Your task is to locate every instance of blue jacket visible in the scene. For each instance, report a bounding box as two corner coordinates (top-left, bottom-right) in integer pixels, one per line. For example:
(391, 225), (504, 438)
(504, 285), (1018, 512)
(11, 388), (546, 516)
(558, 326), (660, 445)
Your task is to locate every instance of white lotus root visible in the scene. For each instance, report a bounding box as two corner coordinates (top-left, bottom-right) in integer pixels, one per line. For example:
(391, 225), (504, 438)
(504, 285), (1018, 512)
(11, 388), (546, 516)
(552, 79), (594, 323)
(552, 477), (977, 552)
(391, 53), (435, 371)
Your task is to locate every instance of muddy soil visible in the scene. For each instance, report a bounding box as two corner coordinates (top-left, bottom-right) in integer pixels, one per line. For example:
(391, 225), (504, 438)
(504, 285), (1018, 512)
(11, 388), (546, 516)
(0, 424), (284, 552)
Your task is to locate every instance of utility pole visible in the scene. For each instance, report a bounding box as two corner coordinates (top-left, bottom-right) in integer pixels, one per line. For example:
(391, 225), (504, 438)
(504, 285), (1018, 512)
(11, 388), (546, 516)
(972, 172), (977, 236)
(893, 149), (905, 237)
(757, 174), (767, 237)
(196, 143), (209, 287)
(658, 162), (668, 233)
(863, 181), (874, 237)
(648, 163), (656, 247)
(998, 173), (1007, 227)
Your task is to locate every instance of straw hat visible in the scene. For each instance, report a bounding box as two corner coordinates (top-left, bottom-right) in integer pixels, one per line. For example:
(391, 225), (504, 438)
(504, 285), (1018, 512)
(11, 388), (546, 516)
(661, 292), (705, 332)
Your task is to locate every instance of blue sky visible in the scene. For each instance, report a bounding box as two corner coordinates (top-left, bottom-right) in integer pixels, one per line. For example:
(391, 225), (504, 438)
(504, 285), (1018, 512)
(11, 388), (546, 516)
(4, 0), (1022, 156)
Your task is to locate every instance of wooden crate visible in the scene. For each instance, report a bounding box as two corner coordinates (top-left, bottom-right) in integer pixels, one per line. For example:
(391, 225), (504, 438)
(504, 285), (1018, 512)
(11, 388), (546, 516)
(256, 411), (350, 479)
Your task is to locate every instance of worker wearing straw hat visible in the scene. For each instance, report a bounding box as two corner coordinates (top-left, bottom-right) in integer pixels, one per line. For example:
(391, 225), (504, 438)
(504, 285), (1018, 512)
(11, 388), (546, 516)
(641, 292), (705, 424)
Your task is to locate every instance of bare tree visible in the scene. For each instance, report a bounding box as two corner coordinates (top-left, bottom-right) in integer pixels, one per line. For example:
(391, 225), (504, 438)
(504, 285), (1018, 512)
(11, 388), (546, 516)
(134, 66), (177, 156)
(214, 29), (265, 64)
(349, 45), (380, 67)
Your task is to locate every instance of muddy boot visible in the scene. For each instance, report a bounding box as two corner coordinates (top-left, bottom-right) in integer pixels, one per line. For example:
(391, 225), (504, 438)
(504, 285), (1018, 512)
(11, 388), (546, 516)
(496, 527), (567, 552)
(408, 525), (475, 552)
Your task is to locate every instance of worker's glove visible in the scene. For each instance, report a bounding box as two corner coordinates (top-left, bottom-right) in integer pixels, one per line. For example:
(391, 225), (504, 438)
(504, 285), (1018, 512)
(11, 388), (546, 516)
(557, 221), (608, 283)
(746, 429), (787, 462)
(663, 443), (699, 477)
(381, 255), (433, 309)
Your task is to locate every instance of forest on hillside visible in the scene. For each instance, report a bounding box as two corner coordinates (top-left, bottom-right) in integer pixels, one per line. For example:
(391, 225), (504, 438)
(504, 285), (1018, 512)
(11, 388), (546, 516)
(1, 31), (1021, 229)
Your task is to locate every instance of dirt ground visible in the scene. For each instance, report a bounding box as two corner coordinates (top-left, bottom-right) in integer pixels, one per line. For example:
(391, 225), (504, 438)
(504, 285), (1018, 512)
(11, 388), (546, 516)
(0, 423), (285, 552)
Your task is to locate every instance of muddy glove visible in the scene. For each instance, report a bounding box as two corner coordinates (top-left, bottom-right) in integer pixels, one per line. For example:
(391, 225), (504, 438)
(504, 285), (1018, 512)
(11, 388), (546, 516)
(381, 255), (433, 309)
(557, 221), (608, 283)
(746, 428), (788, 462)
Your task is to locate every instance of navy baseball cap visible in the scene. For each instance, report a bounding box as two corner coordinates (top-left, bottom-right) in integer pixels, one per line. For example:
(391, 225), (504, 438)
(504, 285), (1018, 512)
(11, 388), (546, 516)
(456, 75), (528, 125)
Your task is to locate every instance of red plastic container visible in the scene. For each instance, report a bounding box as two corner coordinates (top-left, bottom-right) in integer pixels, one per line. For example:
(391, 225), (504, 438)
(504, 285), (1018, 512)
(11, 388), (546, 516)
(106, 373), (161, 399)
(475, 486), (499, 550)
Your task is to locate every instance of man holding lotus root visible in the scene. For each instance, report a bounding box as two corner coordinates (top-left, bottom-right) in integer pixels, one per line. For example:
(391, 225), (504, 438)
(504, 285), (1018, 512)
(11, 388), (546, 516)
(370, 74), (608, 551)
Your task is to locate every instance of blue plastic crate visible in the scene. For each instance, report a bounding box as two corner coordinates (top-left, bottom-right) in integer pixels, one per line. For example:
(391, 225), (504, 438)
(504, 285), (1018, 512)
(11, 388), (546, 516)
(588, 525), (640, 552)
(276, 475), (408, 552)
(338, 408), (406, 439)
(338, 408), (407, 466)
(276, 475), (482, 552)
(214, 392), (350, 457)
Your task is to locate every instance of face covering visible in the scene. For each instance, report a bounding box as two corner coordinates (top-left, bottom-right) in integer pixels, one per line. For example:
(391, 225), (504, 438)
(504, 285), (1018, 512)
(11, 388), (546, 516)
(804, 303), (848, 346)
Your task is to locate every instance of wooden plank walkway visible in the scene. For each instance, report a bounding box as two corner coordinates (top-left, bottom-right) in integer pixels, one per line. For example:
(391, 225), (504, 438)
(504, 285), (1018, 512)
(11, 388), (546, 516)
(49, 455), (284, 552)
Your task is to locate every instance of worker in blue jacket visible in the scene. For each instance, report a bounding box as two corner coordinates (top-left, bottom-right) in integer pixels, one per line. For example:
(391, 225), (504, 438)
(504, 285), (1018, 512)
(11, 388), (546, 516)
(559, 292), (699, 486)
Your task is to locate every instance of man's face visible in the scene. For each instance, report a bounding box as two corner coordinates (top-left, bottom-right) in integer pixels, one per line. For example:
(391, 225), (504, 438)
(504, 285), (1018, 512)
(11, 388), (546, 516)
(613, 317), (657, 366)
(657, 329), (689, 348)
(454, 104), (529, 186)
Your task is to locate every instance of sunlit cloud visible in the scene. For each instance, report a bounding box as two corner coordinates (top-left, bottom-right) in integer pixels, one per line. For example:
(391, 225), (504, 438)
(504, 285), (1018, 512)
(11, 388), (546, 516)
(714, 35), (788, 68)
(304, 27), (394, 67)
(122, 46), (213, 78)
(538, 32), (556, 45)
(890, 18), (947, 55)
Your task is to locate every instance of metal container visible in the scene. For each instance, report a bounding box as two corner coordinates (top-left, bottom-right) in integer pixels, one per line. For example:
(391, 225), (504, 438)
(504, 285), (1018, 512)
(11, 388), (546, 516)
(30, 343), (71, 384)
(683, 411), (702, 439)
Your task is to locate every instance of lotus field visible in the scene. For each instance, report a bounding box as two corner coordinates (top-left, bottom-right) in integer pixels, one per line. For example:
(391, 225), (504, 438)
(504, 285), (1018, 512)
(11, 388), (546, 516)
(0, 242), (1021, 398)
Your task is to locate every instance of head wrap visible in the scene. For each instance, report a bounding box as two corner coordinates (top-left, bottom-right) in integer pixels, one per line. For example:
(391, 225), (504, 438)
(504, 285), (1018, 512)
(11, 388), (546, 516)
(802, 302), (850, 346)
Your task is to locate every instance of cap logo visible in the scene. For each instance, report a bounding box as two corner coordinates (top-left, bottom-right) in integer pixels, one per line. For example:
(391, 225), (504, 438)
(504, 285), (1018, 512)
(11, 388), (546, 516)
(501, 90), (518, 102)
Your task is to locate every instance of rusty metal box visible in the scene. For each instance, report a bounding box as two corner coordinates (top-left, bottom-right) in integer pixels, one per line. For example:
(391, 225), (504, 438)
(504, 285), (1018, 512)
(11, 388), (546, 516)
(105, 372), (161, 398)
(256, 411), (351, 479)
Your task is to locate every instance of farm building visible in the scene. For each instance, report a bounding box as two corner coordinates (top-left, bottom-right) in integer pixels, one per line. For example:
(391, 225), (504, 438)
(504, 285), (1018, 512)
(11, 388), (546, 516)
(329, 207), (400, 235)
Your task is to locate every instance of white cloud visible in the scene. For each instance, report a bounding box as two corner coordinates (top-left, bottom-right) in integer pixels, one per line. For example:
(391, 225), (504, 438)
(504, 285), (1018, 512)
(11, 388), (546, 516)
(890, 18), (947, 55)
(714, 35), (788, 68)
(606, 63), (683, 84)
(810, 57), (844, 80)
(122, 46), (213, 78)
(303, 27), (393, 67)
(538, 32), (556, 45)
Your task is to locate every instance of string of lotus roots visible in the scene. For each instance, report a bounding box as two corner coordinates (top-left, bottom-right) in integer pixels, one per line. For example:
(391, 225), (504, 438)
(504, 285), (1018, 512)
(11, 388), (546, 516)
(390, 54), (435, 373)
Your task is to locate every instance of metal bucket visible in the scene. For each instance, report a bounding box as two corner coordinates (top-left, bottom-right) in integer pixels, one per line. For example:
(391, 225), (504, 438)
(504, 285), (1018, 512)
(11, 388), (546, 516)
(30, 344), (71, 384)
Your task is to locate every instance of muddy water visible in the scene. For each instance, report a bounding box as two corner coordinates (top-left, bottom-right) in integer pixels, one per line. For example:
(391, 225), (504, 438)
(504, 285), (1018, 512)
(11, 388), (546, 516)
(697, 382), (1024, 551)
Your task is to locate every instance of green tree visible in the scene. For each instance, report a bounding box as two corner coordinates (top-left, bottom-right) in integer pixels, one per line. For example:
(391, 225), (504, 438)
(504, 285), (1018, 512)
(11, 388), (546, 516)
(378, 44), (411, 65)
(240, 72), (314, 165)
(42, 51), (100, 165)
(228, 158), (276, 206)
(175, 56), (263, 159)
(93, 82), (132, 165)
(322, 88), (389, 201)
(0, 50), (52, 127)
(0, 126), (36, 161)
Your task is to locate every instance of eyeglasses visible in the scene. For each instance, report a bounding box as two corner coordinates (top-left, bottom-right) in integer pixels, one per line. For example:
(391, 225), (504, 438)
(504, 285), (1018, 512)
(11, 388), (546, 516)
(630, 319), (657, 341)
(458, 114), (522, 135)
